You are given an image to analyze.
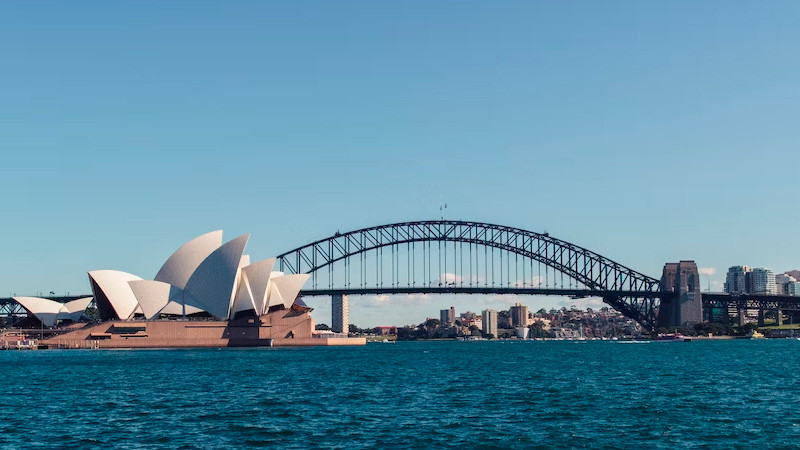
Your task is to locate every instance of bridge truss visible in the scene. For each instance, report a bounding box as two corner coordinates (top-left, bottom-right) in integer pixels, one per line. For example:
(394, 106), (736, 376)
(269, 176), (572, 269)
(276, 220), (664, 329)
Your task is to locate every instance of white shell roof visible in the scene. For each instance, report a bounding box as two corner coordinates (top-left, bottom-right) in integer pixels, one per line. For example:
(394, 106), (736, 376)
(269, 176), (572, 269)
(88, 270), (143, 320)
(270, 274), (311, 309)
(155, 230), (223, 290)
(86, 230), (308, 322)
(184, 234), (250, 320)
(13, 297), (64, 327)
(128, 280), (177, 320)
(63, 297), (93, 322)
(243, 258), (276, 315)
(230, 271), (257, 317)
(158, 300), (204, 316)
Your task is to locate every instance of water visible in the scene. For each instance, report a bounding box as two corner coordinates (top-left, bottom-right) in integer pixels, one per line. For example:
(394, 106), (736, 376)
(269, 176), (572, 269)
(2, 340), (800, 448)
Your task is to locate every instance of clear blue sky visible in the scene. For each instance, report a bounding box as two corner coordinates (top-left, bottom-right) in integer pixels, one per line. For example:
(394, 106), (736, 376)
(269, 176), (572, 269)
(2, 1), (798, 326)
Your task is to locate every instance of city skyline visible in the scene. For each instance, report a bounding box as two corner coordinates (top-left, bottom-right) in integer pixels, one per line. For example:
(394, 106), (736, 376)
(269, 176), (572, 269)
(3, 1), (799, 327)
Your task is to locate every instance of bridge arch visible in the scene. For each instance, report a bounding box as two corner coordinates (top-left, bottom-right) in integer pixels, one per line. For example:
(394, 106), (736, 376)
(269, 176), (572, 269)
(275, 220), (662, 329)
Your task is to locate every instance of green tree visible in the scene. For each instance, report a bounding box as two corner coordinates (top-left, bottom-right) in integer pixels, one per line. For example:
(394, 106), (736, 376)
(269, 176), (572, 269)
(425, 318), (440, 329)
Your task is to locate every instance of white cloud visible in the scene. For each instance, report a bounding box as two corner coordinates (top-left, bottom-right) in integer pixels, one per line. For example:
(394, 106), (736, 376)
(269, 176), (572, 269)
(361, 293), (433, 308)
(698, 267), (716, 276)
(555, 297), (607, 311)
(512, 276), (544, 288)
(438, 273), (463, 285)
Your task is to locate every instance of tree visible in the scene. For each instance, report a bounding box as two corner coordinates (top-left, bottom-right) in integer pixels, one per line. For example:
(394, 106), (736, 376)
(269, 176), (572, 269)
(397, 326), (418, 340)
(537, 308), (547, 315)
(315, 323), (331, 331)
(528, 321), (550, 339)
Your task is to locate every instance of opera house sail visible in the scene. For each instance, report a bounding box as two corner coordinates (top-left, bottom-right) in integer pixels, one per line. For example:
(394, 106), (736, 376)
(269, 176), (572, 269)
(11, 231), (365, 348)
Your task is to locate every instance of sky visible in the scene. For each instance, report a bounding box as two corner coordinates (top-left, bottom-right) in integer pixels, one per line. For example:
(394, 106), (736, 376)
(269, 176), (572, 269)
(2, 1), (799, 327)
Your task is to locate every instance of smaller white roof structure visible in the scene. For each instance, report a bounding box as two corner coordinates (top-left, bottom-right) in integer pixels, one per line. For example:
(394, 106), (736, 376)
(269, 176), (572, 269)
(230, 271), (257, 317)
(13, 297), (64, 327)
(270, 274), (310, 309)
(158, 300), (204, 316)
(242, 258), (276, 315)
(13, 296), (93, 327)
(63, 297), (93, 322)
(88, 270), (143, 320)
(129, 280), (179, 320)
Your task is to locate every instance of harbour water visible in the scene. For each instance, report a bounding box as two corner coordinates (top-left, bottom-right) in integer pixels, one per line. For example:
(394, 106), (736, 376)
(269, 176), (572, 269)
(3, 340), (800, 448)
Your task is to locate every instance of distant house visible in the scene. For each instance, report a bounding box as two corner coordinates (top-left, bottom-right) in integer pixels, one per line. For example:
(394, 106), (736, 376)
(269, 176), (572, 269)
(374, 326), (397, 336)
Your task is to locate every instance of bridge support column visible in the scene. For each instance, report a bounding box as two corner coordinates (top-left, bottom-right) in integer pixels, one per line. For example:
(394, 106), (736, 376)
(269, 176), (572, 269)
(331, 294), (349, 334)
(738, 308), (747, 326)
(777, 308), (783, 326)
(658, 261), (702, 329)
(758, 309), (765, 327)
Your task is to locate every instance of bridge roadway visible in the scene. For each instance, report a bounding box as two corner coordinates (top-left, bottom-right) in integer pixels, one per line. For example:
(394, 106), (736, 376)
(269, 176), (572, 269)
(4, 291), (800, 309)
(703, 293), (800, 310)
(298, 287), (668, 298)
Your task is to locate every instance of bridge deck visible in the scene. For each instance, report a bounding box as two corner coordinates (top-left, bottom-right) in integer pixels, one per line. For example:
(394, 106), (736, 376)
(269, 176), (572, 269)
(300, 287), (666, 297)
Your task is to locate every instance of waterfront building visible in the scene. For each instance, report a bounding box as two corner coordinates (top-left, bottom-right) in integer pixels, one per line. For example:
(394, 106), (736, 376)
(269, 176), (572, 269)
(552, 327), (581, 339)
(749, 268), (777, 295)
(515, 326), (529, 339)
(482, 309), (498, 337)
(11, 230), (365, 348)
(789, 282), (800, 296)
(84, 231), (311, 322)
(373, 326), (396, 336)
(460, 311), (477, 320)
(510, 302), (529, 327)
(440, 306), (455, 326)
(332, 294), (349, 333)
(724, 266), (750, 294)
(775, 274), (796, 295)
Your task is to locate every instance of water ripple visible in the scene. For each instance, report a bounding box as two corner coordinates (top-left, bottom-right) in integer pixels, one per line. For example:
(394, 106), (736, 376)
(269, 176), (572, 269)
(3, 340), (800, 448)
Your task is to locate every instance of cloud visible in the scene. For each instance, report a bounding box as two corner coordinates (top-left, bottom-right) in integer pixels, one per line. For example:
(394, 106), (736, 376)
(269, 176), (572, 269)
(512, 276), (544, 288)
(555, 297), (607, 311)
(698, 267), (716, 276)
(361, 293), (433, 308)
(438, 273), (463, 285)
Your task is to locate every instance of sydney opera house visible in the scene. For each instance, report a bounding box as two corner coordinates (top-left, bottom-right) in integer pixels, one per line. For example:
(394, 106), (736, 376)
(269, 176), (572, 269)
(11, 231), (363, 348)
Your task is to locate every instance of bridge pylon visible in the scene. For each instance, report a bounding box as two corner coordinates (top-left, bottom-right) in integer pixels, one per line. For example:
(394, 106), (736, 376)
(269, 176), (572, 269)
(657, 261), (702, 329)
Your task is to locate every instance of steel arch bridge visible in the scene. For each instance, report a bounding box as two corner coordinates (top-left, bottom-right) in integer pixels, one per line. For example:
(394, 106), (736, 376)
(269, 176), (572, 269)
(275, 220), (666, 330)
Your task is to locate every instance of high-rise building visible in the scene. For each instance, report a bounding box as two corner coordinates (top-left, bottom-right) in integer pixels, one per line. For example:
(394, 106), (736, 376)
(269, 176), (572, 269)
(749, 268), (776, 295)
(440, 306), (455, 325)
(509, 302), (529, 327)
(481, 309), (498, 338)
(788, 282), (800, 296)
(775, 273), (797, 295)
(332, 294), (349, 333)
(460, 311), (477, 320)
(724, 266), (750, 294)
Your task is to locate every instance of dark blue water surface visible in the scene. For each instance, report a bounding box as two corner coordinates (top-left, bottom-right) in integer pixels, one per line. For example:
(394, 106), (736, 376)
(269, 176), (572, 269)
(2, 340), (800, 449)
